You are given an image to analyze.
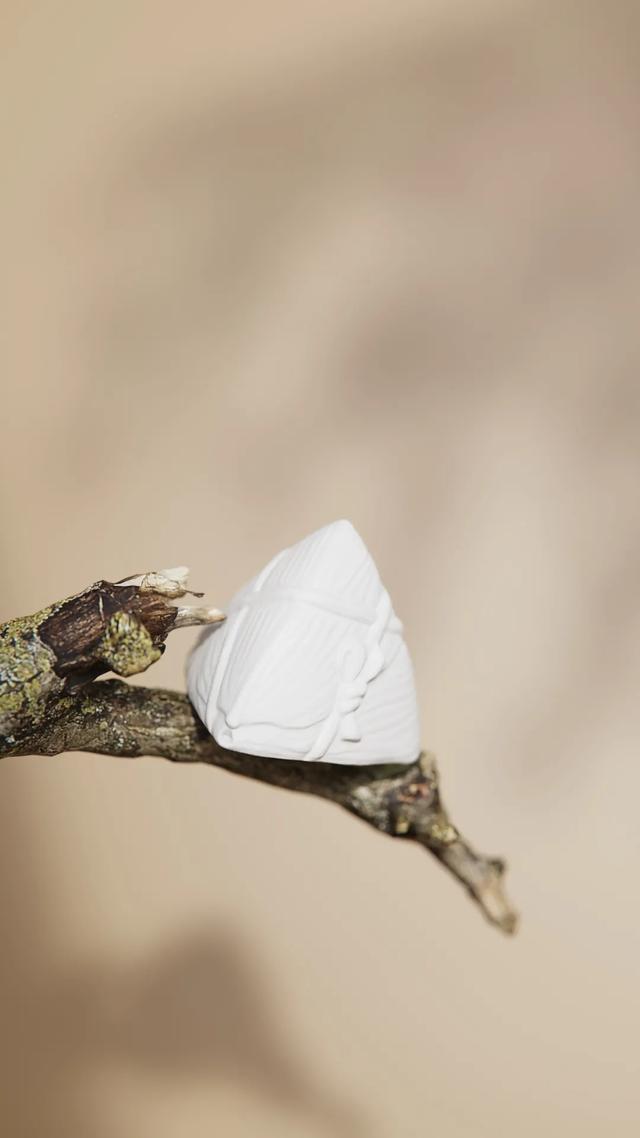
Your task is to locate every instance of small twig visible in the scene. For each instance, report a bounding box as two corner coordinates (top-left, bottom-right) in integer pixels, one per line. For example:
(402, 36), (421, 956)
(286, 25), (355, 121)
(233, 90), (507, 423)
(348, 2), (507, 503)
(173, 606), (225, 629)
(0, 572), (518, 934)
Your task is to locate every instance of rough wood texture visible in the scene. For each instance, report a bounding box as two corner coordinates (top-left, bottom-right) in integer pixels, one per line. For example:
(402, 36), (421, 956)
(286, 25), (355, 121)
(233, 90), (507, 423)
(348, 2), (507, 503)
(0, 570), (517, 934)
(0, 569), (222, 748)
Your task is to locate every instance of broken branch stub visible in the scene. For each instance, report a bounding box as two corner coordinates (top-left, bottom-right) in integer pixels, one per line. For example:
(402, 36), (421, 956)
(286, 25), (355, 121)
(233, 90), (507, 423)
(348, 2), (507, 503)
(0, 568), (223, 749)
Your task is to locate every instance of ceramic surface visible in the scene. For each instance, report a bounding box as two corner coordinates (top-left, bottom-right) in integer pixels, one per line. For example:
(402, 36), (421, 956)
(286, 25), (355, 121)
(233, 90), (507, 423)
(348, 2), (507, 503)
(187, 521), (420, 765)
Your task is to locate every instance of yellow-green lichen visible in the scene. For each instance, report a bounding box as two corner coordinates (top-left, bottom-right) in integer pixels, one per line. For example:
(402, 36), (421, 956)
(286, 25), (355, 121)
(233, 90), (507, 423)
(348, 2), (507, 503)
(426, 817), (458, 846)
(99, 611), (161, 677)
(0, 609), (61, 738)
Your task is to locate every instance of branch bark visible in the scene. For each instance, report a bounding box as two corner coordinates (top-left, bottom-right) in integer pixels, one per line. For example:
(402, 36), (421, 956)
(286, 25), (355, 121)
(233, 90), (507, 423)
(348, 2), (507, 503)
(0, 571), (518, 935)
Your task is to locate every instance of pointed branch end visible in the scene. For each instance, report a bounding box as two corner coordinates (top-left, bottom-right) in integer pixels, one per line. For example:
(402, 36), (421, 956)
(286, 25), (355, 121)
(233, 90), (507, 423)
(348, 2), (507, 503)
(172, 606), (226, 629)
(411, 753), (518, 935)
(436, 839), (519, 935)
(474, 857), (519, 935)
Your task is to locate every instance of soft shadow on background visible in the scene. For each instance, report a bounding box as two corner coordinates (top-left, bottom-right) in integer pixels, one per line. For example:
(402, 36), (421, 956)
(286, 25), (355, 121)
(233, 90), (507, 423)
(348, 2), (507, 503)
(1, 2), (639, 1135)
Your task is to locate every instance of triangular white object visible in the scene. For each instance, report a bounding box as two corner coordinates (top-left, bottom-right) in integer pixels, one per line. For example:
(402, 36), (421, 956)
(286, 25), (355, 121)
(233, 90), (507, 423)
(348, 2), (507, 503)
(187, 521), (421, 765)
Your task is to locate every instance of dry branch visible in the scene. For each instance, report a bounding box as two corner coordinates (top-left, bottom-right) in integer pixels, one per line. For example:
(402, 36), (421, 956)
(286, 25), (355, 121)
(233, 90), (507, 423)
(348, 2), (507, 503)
(0, 569), (517, 934)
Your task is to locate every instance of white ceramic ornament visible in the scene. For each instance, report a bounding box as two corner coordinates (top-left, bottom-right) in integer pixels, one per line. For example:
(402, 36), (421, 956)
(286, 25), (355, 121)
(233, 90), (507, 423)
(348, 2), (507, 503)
(187, 521), (420, 765)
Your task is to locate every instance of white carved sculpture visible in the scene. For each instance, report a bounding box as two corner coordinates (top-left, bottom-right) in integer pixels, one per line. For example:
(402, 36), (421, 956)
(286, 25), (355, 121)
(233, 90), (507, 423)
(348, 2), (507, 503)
(187, 520), (420, 765)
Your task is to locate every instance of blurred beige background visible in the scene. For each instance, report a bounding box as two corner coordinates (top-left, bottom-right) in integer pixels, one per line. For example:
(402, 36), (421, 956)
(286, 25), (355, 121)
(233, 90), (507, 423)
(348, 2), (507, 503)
(1, 1), (640, 1135)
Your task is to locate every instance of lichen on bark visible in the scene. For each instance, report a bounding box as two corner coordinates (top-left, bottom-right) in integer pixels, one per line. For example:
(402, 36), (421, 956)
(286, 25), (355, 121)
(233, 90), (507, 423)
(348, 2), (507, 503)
(0, 606), (62, 743)
(99, 611), (163, 677)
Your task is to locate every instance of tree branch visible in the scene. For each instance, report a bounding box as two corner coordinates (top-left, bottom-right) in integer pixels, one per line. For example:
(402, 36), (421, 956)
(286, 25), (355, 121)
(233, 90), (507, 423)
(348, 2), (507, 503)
(0, 572), (518, 935)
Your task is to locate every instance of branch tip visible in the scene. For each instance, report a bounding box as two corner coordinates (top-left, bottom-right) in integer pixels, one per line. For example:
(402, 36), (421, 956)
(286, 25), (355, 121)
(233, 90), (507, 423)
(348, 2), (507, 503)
(172, 607), (225, 629)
